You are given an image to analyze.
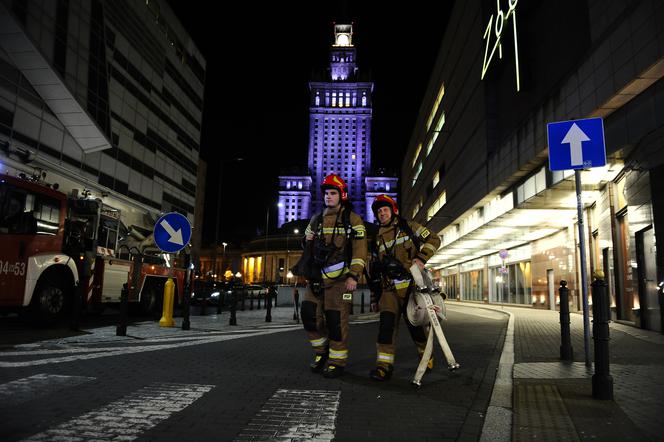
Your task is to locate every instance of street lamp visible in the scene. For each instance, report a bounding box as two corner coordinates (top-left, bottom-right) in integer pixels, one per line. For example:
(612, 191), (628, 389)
(286, 228), (298, 283)
(213, 157), (243, 282)
(221, 242), (228, 279)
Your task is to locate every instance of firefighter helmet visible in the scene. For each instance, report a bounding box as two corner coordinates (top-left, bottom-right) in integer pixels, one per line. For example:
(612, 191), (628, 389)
(321, 174), (348, 201)
(372, 194), (398, 216)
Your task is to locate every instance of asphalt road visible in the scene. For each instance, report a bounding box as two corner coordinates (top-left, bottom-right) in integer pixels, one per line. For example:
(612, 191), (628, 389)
(0, 306), (508, 441)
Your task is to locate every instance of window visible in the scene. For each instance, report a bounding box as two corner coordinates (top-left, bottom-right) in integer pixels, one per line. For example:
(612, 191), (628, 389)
(433, 171), (440, 188)
(0, 183), (61, 235)
(412, 143), (422, 167)
(427, 191), (447, 221)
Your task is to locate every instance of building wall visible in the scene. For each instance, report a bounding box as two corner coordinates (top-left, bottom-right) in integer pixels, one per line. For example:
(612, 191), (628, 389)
(0, 0), (205, 231)
(402, 0), (664, 330)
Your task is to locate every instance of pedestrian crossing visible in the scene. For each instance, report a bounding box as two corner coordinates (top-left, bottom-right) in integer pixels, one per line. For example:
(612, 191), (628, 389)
(0, 326), (301, 368)
(0, 373), (94, 405)
(11, 378), (214, 441)
(0, 374), (342, 442)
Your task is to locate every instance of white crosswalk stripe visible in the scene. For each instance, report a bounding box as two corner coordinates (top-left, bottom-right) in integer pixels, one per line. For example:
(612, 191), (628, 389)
(0, 326), (301, 368)
(0, 374), (95, 406)
(235, 389), (340, 441)
(21, 382), (214, 441)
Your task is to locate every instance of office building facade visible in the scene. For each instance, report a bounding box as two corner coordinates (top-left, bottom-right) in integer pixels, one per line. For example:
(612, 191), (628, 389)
(0, 0), (205, 238)
(402, 0), (664, 331)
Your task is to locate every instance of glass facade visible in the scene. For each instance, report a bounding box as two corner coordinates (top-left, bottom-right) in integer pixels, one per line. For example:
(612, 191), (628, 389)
(461, 270), (483, 301)
(489, 262), (532, 305)
(0, 0), (205, 223)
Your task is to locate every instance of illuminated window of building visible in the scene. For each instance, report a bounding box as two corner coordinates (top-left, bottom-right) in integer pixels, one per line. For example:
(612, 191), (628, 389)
(433, 171), (439, 188)
(345, 92), (350, 107)
(298, 181), (302, 189)
(315, 93), (320, 106)
(427, 112), (446, 156)
(386, 183), (390, 191)
(427, 191), (447, 221)
(362, 93), (367, 106)
(412, 162), (422, 187)
(332, 92), (336, 107)
(412, 143), (422, 167)
(426, 83), (445, 131)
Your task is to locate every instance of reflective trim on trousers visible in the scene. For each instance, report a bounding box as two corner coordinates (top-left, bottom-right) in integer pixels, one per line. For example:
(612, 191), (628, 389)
(377, 352), (395, 364)
(309, 337), (328, 348)
(329, 348), (348, 361)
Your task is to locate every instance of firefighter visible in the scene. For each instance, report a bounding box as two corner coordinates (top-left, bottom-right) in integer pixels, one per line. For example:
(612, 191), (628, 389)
(300, 174), (367, 378)
(369, 194), (441, 381)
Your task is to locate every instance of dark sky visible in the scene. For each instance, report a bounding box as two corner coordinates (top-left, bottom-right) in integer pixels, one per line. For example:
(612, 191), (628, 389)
(168, 1), (454, 246)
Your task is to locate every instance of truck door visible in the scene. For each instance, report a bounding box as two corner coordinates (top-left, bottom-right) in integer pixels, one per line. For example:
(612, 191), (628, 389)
(0, 180), (63, 307)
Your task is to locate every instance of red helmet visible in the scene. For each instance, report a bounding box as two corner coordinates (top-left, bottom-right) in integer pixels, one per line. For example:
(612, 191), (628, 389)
(321, 174), (348, 201)
(372, 194), (398, 216)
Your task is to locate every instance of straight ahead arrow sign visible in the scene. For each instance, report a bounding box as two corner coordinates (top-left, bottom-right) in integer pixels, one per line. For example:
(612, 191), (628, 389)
(160, 219), (184, 245)
(561, 123), (590, 167)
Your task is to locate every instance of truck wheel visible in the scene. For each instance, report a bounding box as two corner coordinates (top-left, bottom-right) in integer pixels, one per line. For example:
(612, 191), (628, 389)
(32, 281), (67, 325)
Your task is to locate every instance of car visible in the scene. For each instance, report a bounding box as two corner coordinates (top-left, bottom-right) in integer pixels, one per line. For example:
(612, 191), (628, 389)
(191, 280), (233, 306)
(240, 284), (269, 299)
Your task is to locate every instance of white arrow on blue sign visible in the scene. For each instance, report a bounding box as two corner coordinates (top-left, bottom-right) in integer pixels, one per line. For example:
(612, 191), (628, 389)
(547, 117), (606, 171)
(154, 212), (192, 253)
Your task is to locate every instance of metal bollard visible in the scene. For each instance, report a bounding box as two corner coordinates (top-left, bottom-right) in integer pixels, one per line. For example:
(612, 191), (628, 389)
(559, 280), (573, 361)
(229, 291), (237, 326)
(116, 283), (128, 336)
(658, 282), (664, 335)
(293, 289), (300, 322)
(591, 273), (613, 400)
(265, 292), (272, 322)
(361, 292), (365, 314)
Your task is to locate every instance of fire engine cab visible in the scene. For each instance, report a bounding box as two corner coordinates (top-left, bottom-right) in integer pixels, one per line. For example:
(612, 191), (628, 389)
(0, 172), (186, 324)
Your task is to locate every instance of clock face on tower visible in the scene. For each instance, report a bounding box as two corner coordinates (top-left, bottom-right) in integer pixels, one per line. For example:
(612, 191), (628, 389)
(336, 33), (350, 46)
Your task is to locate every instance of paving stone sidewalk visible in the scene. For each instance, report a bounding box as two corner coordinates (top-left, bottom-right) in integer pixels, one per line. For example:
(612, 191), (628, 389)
(456, 301), (664, 442)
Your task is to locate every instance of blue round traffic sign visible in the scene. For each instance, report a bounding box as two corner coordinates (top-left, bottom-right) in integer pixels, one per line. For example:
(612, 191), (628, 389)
(154, 212), (192, 253)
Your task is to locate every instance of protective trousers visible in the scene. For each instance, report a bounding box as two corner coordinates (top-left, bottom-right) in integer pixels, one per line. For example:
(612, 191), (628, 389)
(301, 278), (352, 367)
(376, 287), (427, 369)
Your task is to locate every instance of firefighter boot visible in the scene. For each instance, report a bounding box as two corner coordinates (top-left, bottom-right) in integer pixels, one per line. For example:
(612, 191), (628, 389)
(322, 364), (344, 378)
(369, 365), (393, 381)
(310, 352), (328, 373)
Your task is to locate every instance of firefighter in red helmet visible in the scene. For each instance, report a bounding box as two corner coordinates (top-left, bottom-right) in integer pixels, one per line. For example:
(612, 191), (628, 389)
(368, 194), (441, 381)
(297, 173), (367, 378)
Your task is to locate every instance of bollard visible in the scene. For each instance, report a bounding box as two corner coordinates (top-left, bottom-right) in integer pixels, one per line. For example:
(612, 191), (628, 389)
(217, 284), (222, 315)
(258, 294), (263, 309)
(265, 292), (272, 322)
(361, 292), (365, 314)
(559, 280), (573, 361)
(658, 282), (664, 335)
(159, 278), (175, 327)
(591, 273), (613, 400)
(250, 296), (254, 310)
(241, 291), (246, 311)
(116, 283), (128, 336)
(293, 289), (300, 322)
(182, 259), (191, 331)
(229, 291), (237, 326)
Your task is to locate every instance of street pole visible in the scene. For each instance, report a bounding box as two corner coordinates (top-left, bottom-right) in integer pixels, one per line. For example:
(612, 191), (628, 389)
(575, 170), (591, 367)
(264, 207), (269, 284)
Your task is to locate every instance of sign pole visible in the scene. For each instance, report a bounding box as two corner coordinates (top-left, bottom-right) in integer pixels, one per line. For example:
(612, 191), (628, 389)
(575, 170), (591, 367)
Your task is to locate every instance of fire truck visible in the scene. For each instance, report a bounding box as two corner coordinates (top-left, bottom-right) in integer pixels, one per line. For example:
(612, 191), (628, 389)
(0, 172), (186, 324)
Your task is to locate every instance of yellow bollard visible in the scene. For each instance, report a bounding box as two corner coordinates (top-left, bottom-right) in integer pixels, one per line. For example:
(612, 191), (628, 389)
(159, 277), (175, 327)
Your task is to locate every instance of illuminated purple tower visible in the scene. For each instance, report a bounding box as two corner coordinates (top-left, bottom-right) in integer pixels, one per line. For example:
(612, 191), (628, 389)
(277, 23), (397, 226)
(309, 24), (373, 218)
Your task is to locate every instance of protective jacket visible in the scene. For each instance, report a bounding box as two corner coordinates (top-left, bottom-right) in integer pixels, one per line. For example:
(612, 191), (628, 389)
(305, 205), (367, 282)
(375, 216), (440, 290)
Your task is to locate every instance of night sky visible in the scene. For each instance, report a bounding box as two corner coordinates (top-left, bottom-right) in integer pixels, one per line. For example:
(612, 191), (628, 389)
(167, 1), (455, 247)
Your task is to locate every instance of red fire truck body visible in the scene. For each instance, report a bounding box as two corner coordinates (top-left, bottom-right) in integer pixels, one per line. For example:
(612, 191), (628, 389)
(0, 173), (185, 323)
